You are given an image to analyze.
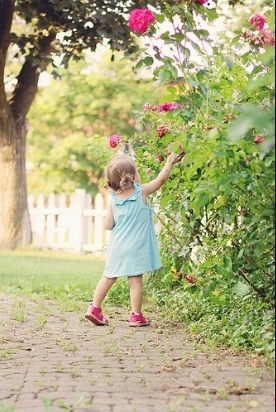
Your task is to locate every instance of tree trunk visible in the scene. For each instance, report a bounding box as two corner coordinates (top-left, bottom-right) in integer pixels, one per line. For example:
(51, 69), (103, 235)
(0, 60), (40, 249)
(0, 117), (31, 248)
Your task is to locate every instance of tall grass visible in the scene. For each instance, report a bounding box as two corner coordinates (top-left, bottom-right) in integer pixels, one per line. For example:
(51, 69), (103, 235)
(0, 248), (105, 307)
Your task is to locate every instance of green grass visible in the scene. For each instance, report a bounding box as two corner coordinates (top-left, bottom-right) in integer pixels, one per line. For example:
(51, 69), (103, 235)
(0, 248), (104, 306)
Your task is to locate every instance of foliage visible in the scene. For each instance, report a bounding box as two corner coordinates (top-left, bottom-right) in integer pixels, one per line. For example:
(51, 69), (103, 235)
(0, 0), (179, 250)
(27, 49), (162, 196)
(12, 0), (168, 66)
(96, 1), (275, 357)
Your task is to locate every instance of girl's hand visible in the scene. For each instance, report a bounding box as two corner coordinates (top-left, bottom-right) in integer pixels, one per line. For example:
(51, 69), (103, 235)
(167, 152), (180, 164)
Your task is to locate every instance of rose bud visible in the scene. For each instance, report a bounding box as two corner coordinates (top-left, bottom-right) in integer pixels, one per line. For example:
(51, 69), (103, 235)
(186, 275), (196, 284)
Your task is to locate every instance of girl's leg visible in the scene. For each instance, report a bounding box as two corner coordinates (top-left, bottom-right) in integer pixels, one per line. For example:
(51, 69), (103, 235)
(85, 276), (116, 325)
(93, 276), (117, 307)
(128, 274), (143, 313)
(128, 274), (149, 326)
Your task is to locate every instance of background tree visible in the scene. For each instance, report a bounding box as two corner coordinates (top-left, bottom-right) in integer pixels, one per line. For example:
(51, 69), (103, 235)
(26, 49), (162, 197)
(0, 0), (176, 249)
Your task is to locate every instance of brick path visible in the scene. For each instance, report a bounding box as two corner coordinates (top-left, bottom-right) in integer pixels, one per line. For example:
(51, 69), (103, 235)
(0, 294), (274, 412)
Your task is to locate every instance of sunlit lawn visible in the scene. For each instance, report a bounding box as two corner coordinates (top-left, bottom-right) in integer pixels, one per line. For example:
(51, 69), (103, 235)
(0, 248), (105, 308)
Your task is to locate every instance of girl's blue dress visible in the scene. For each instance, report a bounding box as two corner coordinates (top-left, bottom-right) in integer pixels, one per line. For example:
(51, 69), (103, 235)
(103, 183), (162, 278)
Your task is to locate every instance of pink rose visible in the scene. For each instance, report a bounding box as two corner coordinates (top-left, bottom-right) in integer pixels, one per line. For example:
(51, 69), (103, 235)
(253, 134), (265, 144)
(260, 29), (275, 46)
(156, 124), (169, 138)
(249, 14), (266, 31)
(159, 102), (180, 112)
(128, 9), (155, 34)
(109, 134), (121, 149)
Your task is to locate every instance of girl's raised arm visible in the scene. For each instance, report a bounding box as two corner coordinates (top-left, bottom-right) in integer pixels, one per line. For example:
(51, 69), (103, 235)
(141, 152), (179, 199)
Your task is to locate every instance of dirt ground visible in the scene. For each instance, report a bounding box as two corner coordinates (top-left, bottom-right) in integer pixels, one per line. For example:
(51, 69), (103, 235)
(0, 293), (274, 412)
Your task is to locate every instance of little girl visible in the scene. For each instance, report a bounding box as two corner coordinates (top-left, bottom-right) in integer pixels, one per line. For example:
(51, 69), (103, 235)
(85, 151), (180, 326)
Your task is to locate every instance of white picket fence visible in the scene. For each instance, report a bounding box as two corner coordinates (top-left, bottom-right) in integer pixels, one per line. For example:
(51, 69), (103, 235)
(28, 189), (109, 254)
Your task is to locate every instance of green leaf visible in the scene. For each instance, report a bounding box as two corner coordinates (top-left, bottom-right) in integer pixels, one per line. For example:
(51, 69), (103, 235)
(223, 56), (233, 71)
(144, 56), (154, 66)
(197, 192), (209, 208)
(232, 282), (250, 297)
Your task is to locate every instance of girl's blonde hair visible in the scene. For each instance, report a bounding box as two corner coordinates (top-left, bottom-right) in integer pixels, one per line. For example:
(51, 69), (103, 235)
(105, 155), (137, 193)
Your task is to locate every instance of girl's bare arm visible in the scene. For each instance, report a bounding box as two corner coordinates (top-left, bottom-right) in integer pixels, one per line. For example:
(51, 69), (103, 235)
(142, 153), (178, 198)
(104, 201), (115, 230)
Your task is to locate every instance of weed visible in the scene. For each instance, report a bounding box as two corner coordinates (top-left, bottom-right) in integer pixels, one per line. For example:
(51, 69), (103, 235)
(138, 365), (145, 372)
(0, 349), (12, 360)
(217, 387), (229, 400)
(11, 312), (26, 323)
(37, 315), (48, 328)
(187, 406), (199, 412)
(0, 401), (16, 412)
(42, 393), (92, 411)
(55, 364), (64, 373)
(70, 368), (82, 379)
(200, 388), (210, 403)
(167, 395), (185, 412)
(61, 342), (78, 352)
(191, 376), (200, 386)
(201, 370), (211, 380)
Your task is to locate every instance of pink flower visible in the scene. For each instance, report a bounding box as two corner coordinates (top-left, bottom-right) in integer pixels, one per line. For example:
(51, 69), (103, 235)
(249, 14), (266, 31)
(143, 102), (158, 111)
(159, 102), (180, 112)
(260, 29), (275, 46)
(253, 134), (265, 144)
(186, 275), (196, 284)
(195, 0), (209, 4)
(156, 124), (169, 138)
(128, 9), (155, 34)
(143, 103), (153, 111)
(109, 134), (121, 148)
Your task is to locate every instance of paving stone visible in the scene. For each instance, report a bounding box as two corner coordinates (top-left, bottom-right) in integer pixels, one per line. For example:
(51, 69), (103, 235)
(0, 294), (274, 412)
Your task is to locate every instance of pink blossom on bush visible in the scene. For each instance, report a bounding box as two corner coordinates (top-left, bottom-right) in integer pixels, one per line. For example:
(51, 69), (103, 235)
(156, 124), (169, 138)
(253, 134), (265, 144)
(249, 14), (266, 31)
(143, 103), (158, 111)
(195, 0), (209, 4)
(143, 102), (152, 110)
(260, 29), (275, 46)
(159, 102), (180, 112)
(128, 9), (155, 34)
(109, 134), (121, 148)
(240, 29), (275, 47)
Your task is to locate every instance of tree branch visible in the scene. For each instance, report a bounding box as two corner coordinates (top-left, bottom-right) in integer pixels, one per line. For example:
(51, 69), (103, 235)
(8, 32), (56, 119)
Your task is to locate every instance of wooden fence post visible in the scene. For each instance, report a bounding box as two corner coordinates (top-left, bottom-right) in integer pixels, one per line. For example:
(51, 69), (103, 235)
(70, 189), (86, 253)
(94, 193), (104, 249)
(46, 193), (56, 245)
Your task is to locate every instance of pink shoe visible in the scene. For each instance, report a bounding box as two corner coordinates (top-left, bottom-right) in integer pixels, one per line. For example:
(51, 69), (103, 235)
(85, 304), (108, 326)
(129, 312), (150, 327)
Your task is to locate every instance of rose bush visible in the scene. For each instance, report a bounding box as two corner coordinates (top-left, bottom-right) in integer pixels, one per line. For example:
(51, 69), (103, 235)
(92, 2), (275, 357)
(125, 3), (275, 356)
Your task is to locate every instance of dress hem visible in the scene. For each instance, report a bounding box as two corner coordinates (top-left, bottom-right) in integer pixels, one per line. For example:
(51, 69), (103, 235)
(103, 266), (162, 279)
